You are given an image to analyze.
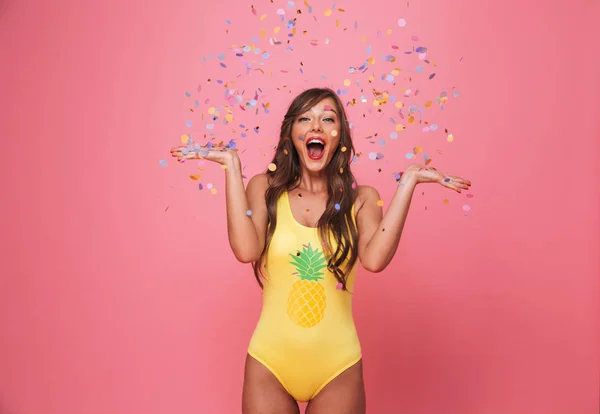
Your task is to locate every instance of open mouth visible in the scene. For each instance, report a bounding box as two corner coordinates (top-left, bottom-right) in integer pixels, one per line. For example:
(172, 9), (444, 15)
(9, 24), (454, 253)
(306, 137), (326, 160)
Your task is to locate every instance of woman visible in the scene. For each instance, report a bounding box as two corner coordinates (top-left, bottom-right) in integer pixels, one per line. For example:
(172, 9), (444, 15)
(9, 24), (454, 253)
(171, 87), (471, 413)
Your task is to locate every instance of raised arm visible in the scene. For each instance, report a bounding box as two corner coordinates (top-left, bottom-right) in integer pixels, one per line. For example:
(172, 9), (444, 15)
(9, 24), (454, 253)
(170, 144), (269, 264)
(356, 164), (471, 273)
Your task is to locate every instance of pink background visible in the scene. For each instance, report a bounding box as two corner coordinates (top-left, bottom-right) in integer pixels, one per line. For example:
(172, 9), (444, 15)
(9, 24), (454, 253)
(1, 0), (599, 413)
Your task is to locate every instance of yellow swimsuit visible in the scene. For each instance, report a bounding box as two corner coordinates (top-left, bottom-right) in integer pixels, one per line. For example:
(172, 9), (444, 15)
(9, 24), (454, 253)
(247, 190), (362, 402)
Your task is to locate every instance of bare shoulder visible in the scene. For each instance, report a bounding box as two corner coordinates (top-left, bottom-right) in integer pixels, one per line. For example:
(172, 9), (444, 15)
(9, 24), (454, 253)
(246, 173), (270, 192)
(355, 185), (381, 215)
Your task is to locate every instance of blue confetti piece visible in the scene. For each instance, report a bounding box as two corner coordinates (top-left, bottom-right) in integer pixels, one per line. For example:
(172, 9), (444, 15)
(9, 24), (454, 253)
(207, 124), (214, 130)
(194, 100), (199, 107)
(185, 91), (191, 97)
(415, 47), (427, 53)
(199, 183), (204, 190)
(369, 152), (377, 160)
(379, 140), (386, 146)
(416, 65), (424, 73)
(453, 91), (459, 98)
(226, 20), (232, 24)
(366, 46), (372, 54)
(430, 124), (438, 131)
(261, 52), (270, 60)
(243, 45), (251, 52)
(208, 54), (215, 59)
(390, 132), (398, 139)
(159, 160), (168, 167)
(185, 120), (192, 127)
(220, 63), (227, 68)
(405, 153), (414, 159)
(218, 53), (225, 60)
(241, 132), (247, 138)
(246, 209), (253, 216)
(300, 67), (304, 74)
(444, 178), (451, 183)
(308, 5), (312, 13)
(394, 172), (401, 180)
(334, 203), (340, 211)
(287, 1), (294, 8)
(386, 74), (394, 82)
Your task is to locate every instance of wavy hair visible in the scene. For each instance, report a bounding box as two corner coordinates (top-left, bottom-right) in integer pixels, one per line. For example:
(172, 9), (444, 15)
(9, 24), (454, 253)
(251, 88), (359, 291)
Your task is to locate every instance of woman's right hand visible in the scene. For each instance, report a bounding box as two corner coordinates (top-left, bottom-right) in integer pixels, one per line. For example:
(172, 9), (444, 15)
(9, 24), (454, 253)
(170, 143), (239, 166)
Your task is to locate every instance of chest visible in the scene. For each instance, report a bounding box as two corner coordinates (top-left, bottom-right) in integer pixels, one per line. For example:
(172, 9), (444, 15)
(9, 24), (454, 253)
(286, 189), (328, 228)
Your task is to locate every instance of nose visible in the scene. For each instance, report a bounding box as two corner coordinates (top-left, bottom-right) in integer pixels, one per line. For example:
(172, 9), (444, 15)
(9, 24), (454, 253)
(310, 119), (323, 132)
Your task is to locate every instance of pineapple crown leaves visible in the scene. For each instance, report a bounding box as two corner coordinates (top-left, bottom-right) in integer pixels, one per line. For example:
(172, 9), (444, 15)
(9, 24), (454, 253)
(288, 242), (328, 281)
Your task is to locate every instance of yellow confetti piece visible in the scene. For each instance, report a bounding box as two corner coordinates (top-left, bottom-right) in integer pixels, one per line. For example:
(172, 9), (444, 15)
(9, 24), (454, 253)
(259, 28), (266, 38)
(284, 149), (289, 155)
(395, 101), (403, 108)
(324, 9), (332, 16)
(344, 79), (351, 87)
(386, 28), (392, 35)
(373, 100), (380, 107)
(424, 101), (433, 108)
(361, 35), (367, 42)
(414, 146), (422, 153)
(443, 199), (450, 205)
(408, 116), (415, 124)
(341, 146), (347, 152)
(189, 174), (200, 180)
(181, 134), (190, 144)
(225, 113), (234, 122)
(304, 0), (309, 6)
(268, 163), (277, 171)
(336, 19), (340, 27)
(447, 134), (454, 142)
(274, 26), (280, 34)
(260, 14), (267, 20)
(221, 164), (228, 169)
(331, 130), (338, 136)
(391, 69), (400, 75)
(210, 188), (217, 195)
(339, 168), (344, 174)
(395, 124), (405, 132)
(368, 57), (375, 65)
(208, 107), (215, 115)
(376, 199), (384, 207)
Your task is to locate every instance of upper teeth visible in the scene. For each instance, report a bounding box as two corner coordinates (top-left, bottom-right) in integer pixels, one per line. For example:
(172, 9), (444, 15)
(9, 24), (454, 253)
(308, 139), (324, 145)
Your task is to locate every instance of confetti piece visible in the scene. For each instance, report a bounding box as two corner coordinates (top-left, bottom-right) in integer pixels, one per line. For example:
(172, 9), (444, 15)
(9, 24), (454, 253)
(336, 283), (343, 290)
(165, 206), (169, 212)
(159, 160), (168, 167)
(463, 205), (471, 211)
(447, 134), (454, 142)
(324, 9), (332, 16)
(444, 199), (450, 205)
(268, 163), (277, 171)
(189, 174), (200, 180)
(334, 203), (341, 210)
(246, 210), (253, 216)
(376, 199), (384, 207)
(331, 130), (338, 136)
(466, 194), (474, 199)
(211, 188), (217, 195)
(341, 146), (347, 152)
(398, 18), (407, 27)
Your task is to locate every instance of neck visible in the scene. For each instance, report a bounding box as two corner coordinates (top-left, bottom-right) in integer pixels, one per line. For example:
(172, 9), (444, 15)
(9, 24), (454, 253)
(295, 169), (328, 194)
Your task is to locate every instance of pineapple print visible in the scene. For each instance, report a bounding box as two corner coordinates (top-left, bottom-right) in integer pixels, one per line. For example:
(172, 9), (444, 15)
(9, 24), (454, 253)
(287, 243), (328, 328)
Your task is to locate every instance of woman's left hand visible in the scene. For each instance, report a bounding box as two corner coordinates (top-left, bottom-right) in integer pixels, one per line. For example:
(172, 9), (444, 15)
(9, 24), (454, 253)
(402, 164), (471, 193)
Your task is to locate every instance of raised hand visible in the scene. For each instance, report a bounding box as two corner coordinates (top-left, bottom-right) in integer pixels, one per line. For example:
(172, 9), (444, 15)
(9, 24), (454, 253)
(401, 163), (471, 193)
(170, 141), (238, 166)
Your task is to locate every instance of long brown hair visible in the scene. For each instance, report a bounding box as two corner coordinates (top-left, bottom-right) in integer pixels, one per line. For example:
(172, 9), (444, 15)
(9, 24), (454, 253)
(251, 88), (359, 291)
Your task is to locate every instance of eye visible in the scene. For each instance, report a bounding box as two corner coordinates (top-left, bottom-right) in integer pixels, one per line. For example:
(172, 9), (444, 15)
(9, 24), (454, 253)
(323, 117), (335, 122)
(298, 116), (310, 122)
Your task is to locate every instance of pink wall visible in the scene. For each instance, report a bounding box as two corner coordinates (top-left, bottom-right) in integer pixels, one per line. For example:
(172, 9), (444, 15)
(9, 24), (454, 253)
(1, 0), (598, 413)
